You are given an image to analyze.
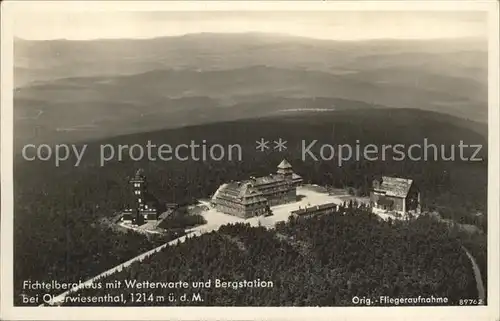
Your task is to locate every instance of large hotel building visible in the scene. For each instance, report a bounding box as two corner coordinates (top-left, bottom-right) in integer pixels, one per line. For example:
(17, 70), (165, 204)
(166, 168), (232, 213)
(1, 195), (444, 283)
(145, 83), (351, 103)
(211, 159), (303, 218)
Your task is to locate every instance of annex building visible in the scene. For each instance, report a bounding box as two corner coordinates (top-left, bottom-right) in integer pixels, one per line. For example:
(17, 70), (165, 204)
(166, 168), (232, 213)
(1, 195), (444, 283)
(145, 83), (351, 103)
(370, 176), (421, 219)
(291, 202), (339, 219)
(211, 159), (303, 218)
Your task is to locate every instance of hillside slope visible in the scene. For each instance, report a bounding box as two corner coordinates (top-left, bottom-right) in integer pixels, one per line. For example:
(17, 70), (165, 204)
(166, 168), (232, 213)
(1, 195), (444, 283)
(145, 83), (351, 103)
(14, 33), (488, 145)
(14, 109), (487, 305)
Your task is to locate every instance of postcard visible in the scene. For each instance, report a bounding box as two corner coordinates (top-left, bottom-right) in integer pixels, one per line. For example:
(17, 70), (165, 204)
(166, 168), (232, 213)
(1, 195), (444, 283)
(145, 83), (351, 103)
(1, 1), (499, 320)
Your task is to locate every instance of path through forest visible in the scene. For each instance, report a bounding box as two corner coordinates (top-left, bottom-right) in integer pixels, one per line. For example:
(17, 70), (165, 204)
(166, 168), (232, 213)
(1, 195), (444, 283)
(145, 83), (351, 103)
(42, 226), (215, 306)
(435, 214), (486, 303)
(461, 246), (486, 303)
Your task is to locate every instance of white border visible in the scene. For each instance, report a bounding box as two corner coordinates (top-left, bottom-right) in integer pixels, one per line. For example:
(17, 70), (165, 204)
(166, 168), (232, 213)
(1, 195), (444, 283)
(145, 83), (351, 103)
(1, 1), (499, 320)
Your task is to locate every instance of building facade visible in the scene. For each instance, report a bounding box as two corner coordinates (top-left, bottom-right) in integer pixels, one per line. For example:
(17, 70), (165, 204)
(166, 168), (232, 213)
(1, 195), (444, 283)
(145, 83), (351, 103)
(211, 182), (269, 219)
(291, 202), (339, 219)
(211, 159), (303, 218)
(122, 169), (160, 225)
(370, 176), (421, 218)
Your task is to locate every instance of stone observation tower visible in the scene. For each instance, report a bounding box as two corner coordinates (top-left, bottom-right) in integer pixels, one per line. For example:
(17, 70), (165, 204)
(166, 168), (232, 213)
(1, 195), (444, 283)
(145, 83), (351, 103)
(122, 169), (160, 225)
(130, 169), (147, 213)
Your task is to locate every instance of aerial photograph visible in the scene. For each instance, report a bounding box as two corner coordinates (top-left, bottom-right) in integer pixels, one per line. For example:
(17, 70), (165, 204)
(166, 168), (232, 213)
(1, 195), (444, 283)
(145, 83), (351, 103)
(11, 9), (489, 308)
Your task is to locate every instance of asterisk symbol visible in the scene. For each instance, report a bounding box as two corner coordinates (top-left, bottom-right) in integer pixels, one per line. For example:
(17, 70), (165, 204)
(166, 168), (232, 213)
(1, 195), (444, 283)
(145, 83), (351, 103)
(274, 138), (287, 152)
(256, 138), (270, 152)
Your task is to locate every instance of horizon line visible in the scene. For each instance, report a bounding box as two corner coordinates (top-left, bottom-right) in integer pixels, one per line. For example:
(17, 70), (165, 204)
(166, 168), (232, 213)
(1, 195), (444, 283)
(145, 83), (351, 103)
(13, 31), (488, 43)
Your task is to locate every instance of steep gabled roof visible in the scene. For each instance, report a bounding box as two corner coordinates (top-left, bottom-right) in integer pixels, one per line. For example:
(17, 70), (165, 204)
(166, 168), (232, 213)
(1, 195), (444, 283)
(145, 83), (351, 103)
(237, 182), (263, 198)
(374, 176), (413, 198)
(212, 183), (229, 201)
(277, 159), (292, 169)
(252, 174), (285, 186)
(212, 181), (267, 204)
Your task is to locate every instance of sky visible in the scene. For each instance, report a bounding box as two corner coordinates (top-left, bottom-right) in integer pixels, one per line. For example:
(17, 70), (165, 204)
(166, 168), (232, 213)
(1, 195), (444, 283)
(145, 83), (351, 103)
(13, 10), (487, 41)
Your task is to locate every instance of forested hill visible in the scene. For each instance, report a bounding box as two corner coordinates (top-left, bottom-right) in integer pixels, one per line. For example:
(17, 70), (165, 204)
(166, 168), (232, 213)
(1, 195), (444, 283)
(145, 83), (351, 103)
(66, 208), (482, 306)
(14, 108), (487, 305)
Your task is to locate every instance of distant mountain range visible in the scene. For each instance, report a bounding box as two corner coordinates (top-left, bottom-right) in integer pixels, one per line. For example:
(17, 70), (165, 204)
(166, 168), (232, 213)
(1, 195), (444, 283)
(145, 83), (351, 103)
(14, 33), (488, 145)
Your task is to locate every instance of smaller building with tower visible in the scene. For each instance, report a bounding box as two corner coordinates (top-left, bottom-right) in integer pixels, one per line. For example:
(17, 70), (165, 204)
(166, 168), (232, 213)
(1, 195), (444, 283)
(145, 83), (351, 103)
(122, 169), (161, 225)
(370, 176), (421, 219)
